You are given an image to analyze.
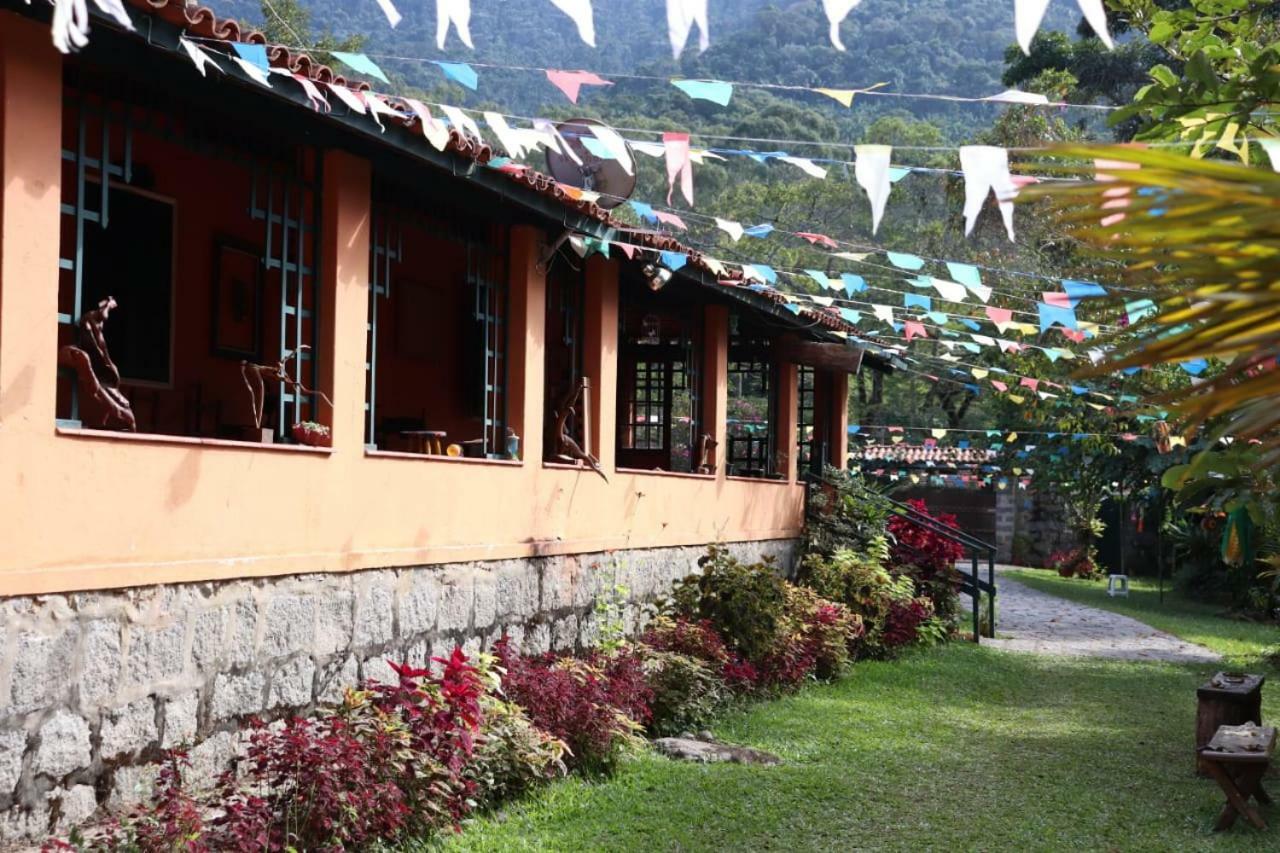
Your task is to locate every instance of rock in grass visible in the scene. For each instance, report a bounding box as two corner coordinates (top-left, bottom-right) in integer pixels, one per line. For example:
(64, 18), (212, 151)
(653, 736), (782, 765)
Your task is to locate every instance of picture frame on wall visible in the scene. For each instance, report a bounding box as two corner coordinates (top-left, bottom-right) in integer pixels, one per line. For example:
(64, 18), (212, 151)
(211, 239), (263, 361)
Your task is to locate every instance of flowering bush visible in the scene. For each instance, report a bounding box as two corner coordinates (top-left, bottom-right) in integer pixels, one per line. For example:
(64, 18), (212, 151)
(883, 597), (935, 649)
(70, 652), (489, 851)
(888, 500), (965, 576)
(783, 585), (862, 680)
(1048, 547), (1099, 579)
(494, 638), (645, 775)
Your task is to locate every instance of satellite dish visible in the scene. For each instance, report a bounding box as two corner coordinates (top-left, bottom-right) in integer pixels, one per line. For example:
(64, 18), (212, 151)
(546, 118), (637, 210)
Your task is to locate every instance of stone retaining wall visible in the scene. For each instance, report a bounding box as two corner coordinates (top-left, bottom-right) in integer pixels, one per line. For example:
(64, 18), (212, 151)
(0, 539), (797, 843)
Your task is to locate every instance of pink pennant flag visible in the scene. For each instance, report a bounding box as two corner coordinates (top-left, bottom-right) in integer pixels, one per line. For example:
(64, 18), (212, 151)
(985, 307), (1014, 330)
(991, 380), (1008, 392)
(663, 132), (694, 207)
(616, 243), (637, 260)
(1042, 292), (1072, 308)
(904, 321), (928, 341)
(796, 232), (839, 249)
(1011, 174), (1040, 188)
(654, 211), (688, 230)
(1020, 377), (1040, 392)
(1059, 328), (1086, 343)
(545, 70), (613, 104)
(997, 339), (1021, 353)
(887, 426), (904, 433)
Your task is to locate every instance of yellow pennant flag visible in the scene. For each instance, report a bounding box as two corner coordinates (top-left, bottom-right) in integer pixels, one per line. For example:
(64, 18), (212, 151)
(815, 88), (857, 107)
(1007, 394), (1026, 405)
(891, 435), (904, 444)
(1006, 432), (1019, 443)
(971, 368), (990, 380)
(931, 428), (948, 439)
(1013, 468), (1023, 476)
(1169, 436), (1187, 448)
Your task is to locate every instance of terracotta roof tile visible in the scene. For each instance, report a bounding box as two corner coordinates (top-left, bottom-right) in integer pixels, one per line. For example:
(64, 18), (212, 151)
(851, 444), (997, 465)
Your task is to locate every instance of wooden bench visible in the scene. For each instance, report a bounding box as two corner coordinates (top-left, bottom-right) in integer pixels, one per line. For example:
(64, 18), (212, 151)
(1198, 723), (1275, 831)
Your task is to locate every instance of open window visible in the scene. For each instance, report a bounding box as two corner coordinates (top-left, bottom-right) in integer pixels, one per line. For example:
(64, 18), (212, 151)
(615, 267), (704, 473)
(364, 179), (511, 460)
(55, 65), (326, 444)
(727, 310), (779, 478)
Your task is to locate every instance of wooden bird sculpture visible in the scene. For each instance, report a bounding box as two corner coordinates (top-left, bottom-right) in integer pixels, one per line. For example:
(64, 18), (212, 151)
(554, 378), (608, 483)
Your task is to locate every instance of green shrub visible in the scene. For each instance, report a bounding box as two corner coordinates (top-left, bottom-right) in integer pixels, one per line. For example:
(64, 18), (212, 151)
(639, 649), (730, 737)
(803, 467), (891, 558)
(798, 544), (920, 658)
(783, 585), (862, 679)
(667, 546), (790, 664)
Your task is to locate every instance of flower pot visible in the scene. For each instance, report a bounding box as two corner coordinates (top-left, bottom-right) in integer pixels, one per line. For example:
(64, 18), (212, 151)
(291, 422), (332, 448)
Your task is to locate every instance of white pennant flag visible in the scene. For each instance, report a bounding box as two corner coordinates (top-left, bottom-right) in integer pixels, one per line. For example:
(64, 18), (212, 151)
(376, 0), (402, 27)
(631, 141), (667, 158)
(966, 282), (994, 303)
(51, 0), (90, 53)
(179, 38), (222, 77)
(667, 0), (710, 59)
(929, 278), (968, 303)
(1258, 138), (1280, 171)
(440, 105), (484, 143)
(533, 119), (582, 164)
(812, 296), (835, 307)
(232, 57), (273, 88)
(960, 146), (1017, 241)
(548, 0), (596, 46)
(872, 304), (895, 325)
(291, 73), (331, 112)
(854, 144), (893, 234)
(591, 125), (635, 175)
(485, 112), (528, 159)
(778, 156), (829, 179)
(436, 0), (474, 50)
(1016, 0), (1112, 55)
(716, 218), (744, 242)
(822, 0), (863, 51)
(361, 92), (402, 132)
(403, 98), (451, 151)
(326, 83), (367, 114)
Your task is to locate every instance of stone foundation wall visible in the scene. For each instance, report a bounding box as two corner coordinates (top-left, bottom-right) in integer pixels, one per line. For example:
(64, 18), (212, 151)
(0, 539), (798, 843)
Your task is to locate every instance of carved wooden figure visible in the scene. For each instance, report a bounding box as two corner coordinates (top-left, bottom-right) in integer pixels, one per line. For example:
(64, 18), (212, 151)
(59, 295), (136, 431)
(696, 432), (718, 475)
(553, 378), (608, 483)
(241, 345), (334, 431)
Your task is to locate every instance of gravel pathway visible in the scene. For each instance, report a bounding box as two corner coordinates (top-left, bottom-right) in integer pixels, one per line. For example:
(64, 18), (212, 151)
(963, 565), (1221, 664)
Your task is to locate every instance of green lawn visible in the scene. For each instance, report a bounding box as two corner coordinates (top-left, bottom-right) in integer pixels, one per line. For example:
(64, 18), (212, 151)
(437, 642), (1275, 852)
(1004, 568), (1279, 668)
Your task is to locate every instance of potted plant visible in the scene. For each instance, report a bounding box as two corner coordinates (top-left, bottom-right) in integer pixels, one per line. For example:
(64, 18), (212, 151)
(291, 421), (331, 448)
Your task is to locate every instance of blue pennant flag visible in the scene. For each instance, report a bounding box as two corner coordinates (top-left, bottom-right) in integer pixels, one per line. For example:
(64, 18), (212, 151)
(964, 383), (981, 395)
(232, 43), (270, 73)
(433, 61), (478, 90)
(1062, 279), (1108, 306)
(961, 343), (981, 353)
(743, 223), (775, 238)
(660, 251), (688, 271)
(904, 293), (931, 311)
(887, 252), (926, 271)
(926, 311), (949, 325)
(1038, 302), (1078, 333)
(840, 308), (862, 325)
(753, 265), (778, 284)
(1071, 385), (1089, 395)
(747, 151), (788, 164)
(849, 425), (862, 435)
(784, 303), (803, 315)
(957, 440), (970, 449)
(888, 167), (912, 183)
(672, 79), (734, 106)
(331, 51), (391, 85)
(629, 201), (658, 222)
(842, 274), (867, 295)
(1181, 359), (1209, 376)
(960, 318), (982, 331)
(946, 262), (982, 289)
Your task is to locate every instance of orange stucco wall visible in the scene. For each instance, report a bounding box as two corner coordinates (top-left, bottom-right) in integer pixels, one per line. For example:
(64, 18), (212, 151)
(0, 14), (827, 597)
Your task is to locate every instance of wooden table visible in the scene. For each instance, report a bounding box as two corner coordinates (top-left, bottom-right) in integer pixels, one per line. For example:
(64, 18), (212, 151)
(1198, 723), (1275, 831)
(401, 430), (447, 456)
